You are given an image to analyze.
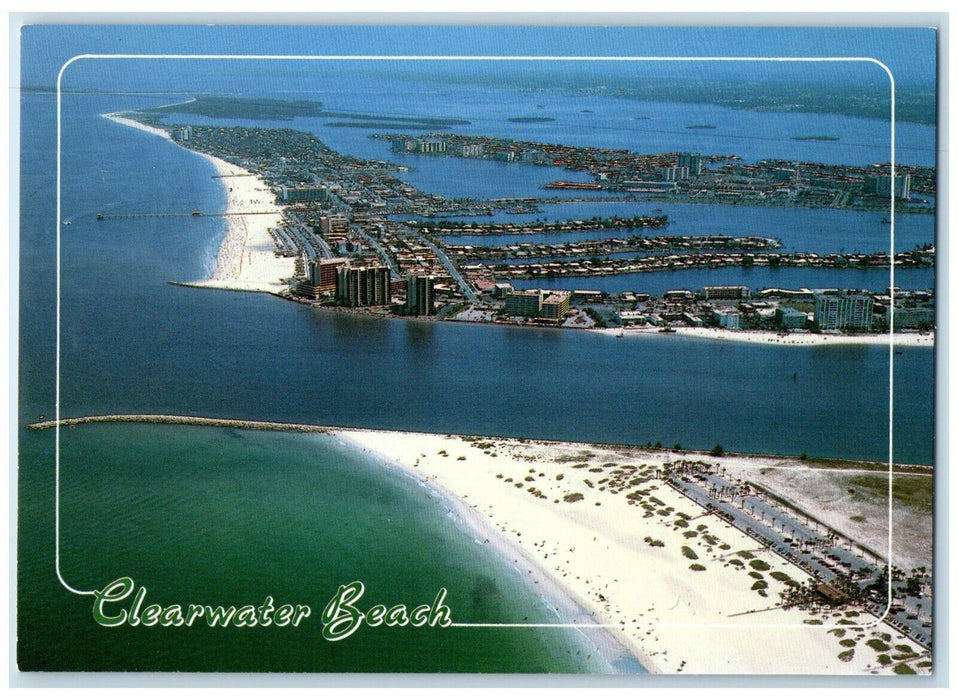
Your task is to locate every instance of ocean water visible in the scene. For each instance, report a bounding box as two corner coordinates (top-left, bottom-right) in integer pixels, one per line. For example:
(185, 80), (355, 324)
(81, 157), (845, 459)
(28, 90), (934, 466)
(18, 424), (624, 672)
(19, 53), (936, 673)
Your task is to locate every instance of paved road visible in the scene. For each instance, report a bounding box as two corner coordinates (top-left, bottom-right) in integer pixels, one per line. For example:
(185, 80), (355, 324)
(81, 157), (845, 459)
(417, 235), (479, 302)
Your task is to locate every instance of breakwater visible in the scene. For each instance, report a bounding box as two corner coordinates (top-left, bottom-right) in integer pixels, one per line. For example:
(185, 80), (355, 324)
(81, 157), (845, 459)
(26, 414), (332, 433)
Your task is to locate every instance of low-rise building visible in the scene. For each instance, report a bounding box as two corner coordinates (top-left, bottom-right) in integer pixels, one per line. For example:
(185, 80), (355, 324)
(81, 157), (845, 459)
(504, 289), (543, 317)
(711, 309), (741, 329)
(774, 306), (809, 329)
(702, 285), (750, 300)
(540, 291), (572, 319)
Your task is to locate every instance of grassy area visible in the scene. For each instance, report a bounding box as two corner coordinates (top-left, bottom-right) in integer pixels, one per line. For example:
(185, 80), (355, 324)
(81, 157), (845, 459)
(842, 474), (933, 515)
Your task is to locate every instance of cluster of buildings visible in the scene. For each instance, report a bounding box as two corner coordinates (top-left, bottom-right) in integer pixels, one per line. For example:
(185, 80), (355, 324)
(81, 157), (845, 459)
(296, 258), (437, 316)
(376, 131), (934, 212)
(157, 120), (934, 336)
(597, 285), (934, 333)
(501, 288), (572, 321)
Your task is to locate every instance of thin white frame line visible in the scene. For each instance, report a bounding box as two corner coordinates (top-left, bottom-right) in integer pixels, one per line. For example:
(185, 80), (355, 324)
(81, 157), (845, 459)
(55, 53), (899, 632)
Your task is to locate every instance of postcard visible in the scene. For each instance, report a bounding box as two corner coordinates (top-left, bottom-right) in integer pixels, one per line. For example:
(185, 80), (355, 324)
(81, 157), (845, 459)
(14, 20), (938, 679)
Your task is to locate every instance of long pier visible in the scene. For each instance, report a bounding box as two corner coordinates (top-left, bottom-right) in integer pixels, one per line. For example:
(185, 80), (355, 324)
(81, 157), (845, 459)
(27, 414), (332, 433)
(95, 211), (279, 219)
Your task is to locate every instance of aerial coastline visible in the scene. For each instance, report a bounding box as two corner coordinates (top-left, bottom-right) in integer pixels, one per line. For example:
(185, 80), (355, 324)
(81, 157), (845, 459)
(31, 414), (932, 674)
(104, 106), (934, 347)
(22, 25), (938, 678)
(104, 113), (293, 293)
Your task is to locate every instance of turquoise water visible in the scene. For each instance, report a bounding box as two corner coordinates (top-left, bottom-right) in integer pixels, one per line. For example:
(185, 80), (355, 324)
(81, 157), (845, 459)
(19, 423), (628, 672)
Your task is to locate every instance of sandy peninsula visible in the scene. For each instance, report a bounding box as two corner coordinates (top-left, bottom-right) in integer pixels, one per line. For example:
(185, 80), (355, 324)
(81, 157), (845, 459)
(337, 429), (929, 675)
(104, 113), (294, 294)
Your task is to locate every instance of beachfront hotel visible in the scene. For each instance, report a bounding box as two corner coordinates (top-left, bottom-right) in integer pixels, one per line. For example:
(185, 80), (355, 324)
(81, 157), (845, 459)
(405, 275), (436, 316)
(336, 264), (391, 307)
(814, 292), (874, 331)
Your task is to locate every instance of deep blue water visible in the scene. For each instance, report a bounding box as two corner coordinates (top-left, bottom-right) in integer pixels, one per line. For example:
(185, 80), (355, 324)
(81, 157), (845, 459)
(25, 84), (935, 465)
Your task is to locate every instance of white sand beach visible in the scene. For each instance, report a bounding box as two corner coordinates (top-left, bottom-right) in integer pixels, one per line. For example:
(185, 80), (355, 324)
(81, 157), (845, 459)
(337, 429), (928, 675)
(104, 113), (294, 294)
(599, 325), (934, 348)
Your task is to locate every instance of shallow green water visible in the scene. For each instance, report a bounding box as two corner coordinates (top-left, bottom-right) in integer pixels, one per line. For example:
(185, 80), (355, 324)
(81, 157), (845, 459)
(17, 423), (636, 673)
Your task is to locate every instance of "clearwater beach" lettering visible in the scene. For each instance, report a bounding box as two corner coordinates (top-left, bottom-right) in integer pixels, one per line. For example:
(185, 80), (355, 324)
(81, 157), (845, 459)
(91, 578), (452, 641)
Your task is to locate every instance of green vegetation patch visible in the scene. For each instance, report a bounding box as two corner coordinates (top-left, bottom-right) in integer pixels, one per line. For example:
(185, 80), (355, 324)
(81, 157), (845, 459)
(843, 474), (932, 515)
(689, 564), (706, 571)
(838, 649), (855, 663)
(749, 559), (771, 572)
(563, 492), (584, 503)
(737, 551), (755, 560)
(751, 580), (768, 591)
(681, 546), (699, 561)
(893, 663), (916, 675)
(866, 639), (890, 652)
(839, 639), (857, 648)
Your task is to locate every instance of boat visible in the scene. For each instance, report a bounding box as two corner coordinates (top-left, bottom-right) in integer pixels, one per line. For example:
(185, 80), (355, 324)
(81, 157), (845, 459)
(544, 181), (602, 190)
(192, 210), (202, 216)
(96, 213), (103, 220)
